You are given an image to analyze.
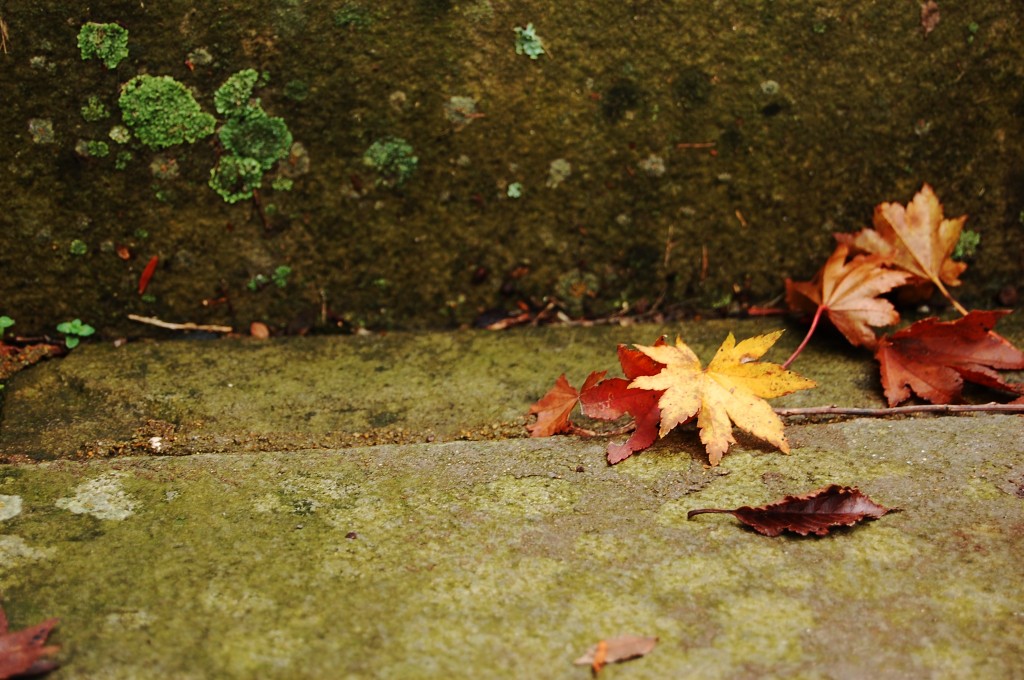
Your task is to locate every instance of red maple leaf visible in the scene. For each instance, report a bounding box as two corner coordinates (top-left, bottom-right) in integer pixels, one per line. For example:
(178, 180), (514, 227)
(0, 604), (60, 678)
(687, 485), (892, 537)
(526, 371), (605, 437)
(875, 310), (1024, 406)
(580, 341), (666, 464)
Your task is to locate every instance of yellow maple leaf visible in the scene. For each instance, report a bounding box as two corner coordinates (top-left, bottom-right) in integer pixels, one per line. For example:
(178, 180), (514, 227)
(629, 331), (816, 465)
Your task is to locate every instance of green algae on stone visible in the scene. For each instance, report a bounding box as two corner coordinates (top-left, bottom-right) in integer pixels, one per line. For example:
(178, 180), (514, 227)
(118, 75), (216, 149)
(81, 95), (110, 122)
(363, 137), (418, 187)
(77, 22), (129, 69)
(219, 109), (293, 171)
(214, 69), (260, 117)
(209, 155), (264, 203)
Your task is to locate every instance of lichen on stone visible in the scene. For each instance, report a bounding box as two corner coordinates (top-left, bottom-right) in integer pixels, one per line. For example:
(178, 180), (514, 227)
(118, 75), (216, 149)
(55, 471), (137, 521)
(77, 22), (129, 69)
(0, 494), (22, 521)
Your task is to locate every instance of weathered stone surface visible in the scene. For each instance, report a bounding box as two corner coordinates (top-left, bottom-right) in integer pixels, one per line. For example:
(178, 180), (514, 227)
(2, 417), (1023, 679)
(0, 319), (876, 459)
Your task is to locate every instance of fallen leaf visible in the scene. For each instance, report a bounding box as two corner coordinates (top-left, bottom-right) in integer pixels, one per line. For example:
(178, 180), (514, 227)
(786, 244), (912, 348)
(629, 332), (816, 465)
(687, 485), (892, 536)
(837, 183), (967, 313)
(875, 310), (1024, 406)
(0, 604), (60, 678)
(249, 321), (270, 339)
(527, 371), (605, 437)
(573, 635), (658, 672)
(580, 341), (665, 464)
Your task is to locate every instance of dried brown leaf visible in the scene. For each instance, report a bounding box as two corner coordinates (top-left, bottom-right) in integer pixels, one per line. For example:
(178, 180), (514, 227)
(687, 485), (892, 536)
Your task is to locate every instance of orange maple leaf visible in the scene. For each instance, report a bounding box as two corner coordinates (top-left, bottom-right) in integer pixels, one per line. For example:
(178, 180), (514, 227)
(526, 371), (605, 437)
(836, 183), (968, 314)
(786, 243), (912, 349)
(630, 332), (815, 465)
(875, 310), (1024, 406)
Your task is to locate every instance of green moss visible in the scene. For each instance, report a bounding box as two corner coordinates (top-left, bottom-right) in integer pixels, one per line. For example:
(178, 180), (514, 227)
(219, 109), (293, 171)
(69, 239), (88, 256)
(81, 96), (110, 122)
(77, 22), (129, 69)
(363, 137), (418, 187)
(118, 75), (216, 149)
(75, 139), (110, 158)
(213, 69), (260, 117)
(209, 155), (263, 203)
(953, 229), (981, 259)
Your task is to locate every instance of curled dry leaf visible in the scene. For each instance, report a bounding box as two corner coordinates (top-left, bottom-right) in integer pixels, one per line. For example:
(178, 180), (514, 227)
(630, 331), (815, 465)
(836, 183), (967, 314)
(786, 243), (911, 349)
(687, 485), (893, 537)
(876, 310), (1024, 406)
(0, 604), (60, 678)
(573, 635), (658, 673)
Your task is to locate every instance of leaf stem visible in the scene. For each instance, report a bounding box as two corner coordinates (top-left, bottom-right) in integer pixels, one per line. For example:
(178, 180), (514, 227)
(933, 278), (968, 316)
(774, 402), (1024, 418)
(782, 304), (825, 370)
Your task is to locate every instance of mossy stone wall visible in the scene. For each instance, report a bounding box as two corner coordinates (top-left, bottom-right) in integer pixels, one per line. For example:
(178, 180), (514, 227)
(1, 1), (1022, 335)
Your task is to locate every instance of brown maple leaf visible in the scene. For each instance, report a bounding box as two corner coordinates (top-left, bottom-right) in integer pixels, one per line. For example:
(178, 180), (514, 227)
(836, 183), (968, 314)
(786, 243), (912, 349)
(687, 485), (892, 536)
(0, 604), (60, 678)
(580, 341), (665, 464)
(630, 331), (815, 466)
(875, 310), (1024, 406)
(526, 371), (605, 437)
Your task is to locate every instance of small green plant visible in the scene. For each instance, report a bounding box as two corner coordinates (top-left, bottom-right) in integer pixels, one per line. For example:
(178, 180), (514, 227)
(507, 182), (523, 198)
(363, 137), (418, 186)
(513, 23), (545, 59)
(247, 274), (270, 291)
(0, 316), (14, 338)
(69, 239), (88, 255)
(118, 75), (216, 149)
(56, 319), (95, 349)
(272, 265), (292, 288)
(77, 22), (129, 69)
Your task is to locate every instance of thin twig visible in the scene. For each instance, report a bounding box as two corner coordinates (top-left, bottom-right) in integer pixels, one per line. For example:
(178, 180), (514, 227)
(775, 402), (1024, 418)
(128, 314), (232, 333)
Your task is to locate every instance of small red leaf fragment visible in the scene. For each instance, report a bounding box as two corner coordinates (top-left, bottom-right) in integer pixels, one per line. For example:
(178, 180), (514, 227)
(573, 635), (657, 673)
(138, 255), (159, 295)
(249, 322), (270, 339)
(920, 1), (940, 36)
(687, 485), (892, 537)
(0, 604), (61, 678)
